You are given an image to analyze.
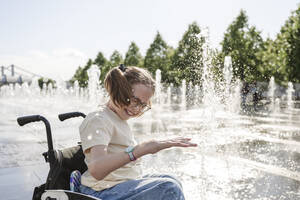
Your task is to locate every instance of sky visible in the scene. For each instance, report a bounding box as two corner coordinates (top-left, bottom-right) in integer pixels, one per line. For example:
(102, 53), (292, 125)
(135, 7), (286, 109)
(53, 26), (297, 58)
(0, 0), (299, 80)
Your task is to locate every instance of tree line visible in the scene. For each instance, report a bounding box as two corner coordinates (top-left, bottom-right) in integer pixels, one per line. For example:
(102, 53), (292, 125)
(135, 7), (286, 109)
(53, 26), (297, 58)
(70, 5), (300, 88)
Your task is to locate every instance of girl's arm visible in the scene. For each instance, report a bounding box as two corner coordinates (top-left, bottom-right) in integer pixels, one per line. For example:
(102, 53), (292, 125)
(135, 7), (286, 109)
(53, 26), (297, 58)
(88, 145), (132, 180)
(88, 137), (197, 180)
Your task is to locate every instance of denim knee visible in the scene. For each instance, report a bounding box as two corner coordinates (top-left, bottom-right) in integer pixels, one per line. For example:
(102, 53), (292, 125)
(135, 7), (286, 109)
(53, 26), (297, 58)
(159, 179), (185, 200)
(160, 175), (183, 189)
(144, 174), (183, 189)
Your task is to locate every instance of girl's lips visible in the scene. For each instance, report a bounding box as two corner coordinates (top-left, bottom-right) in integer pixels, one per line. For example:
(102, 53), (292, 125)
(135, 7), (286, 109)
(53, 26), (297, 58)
(125, 108), (133, 116)
(125, 108), (138, 117)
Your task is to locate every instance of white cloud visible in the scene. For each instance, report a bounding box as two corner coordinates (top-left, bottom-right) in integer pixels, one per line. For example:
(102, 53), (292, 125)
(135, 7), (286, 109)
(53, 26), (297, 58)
(27, 50), (49, 59)
(52, 48), (86, 58)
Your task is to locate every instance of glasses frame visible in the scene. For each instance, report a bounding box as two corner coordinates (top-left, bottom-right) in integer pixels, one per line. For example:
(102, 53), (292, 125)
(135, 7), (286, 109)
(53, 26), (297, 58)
(128, 95), (151, 114)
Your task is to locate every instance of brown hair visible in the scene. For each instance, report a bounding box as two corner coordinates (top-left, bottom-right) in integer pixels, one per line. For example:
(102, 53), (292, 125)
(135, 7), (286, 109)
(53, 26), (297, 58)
(104, 66), (155, 108)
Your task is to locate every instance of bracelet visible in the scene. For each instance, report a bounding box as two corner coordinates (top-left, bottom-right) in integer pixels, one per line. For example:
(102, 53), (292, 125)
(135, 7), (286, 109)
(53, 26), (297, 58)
(125, 146), (137, 161)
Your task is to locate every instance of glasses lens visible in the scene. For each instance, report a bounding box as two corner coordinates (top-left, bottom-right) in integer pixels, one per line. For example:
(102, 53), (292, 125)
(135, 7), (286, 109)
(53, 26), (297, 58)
(141, 106), (150, 113)
(129, 96), (151, 113)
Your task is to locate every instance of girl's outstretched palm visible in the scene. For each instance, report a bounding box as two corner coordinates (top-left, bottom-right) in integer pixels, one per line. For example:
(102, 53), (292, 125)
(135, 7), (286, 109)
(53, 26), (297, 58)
(137, 137), (197, 155)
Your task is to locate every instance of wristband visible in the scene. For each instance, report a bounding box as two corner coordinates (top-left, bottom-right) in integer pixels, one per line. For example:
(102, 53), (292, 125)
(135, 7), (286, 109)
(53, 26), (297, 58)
(125, 146), (136, 161)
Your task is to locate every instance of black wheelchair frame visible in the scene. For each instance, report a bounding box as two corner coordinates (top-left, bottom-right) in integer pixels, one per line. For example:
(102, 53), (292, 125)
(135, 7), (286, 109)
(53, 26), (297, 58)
(17, 112), (99, 200)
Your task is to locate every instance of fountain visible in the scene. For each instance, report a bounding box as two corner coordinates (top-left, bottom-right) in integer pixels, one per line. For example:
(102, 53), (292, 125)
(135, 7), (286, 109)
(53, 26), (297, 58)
(1, 59), (300, 200)
(87, 65), (102, 106)
(268, 76), (276, 112)
(286, 82), (295, 110)
(223, 56), (233, 108)
(166, 85), (172, 108)
(181, 79), (186, 110)
(222, 56), (241, 113)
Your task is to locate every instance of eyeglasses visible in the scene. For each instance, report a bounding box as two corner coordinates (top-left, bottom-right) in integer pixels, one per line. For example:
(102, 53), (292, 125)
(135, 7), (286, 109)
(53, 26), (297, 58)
(128, 95), (151, 113)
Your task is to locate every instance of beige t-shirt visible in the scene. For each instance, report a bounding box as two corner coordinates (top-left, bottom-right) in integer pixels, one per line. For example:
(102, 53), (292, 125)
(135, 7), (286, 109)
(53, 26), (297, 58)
(79, 105), (142, 191)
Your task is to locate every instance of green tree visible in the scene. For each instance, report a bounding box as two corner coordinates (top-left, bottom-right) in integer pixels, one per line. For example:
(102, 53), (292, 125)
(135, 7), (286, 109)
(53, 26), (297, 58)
(38, 77), (55, 90)
(71, 59), (93, 87)
(256, 38), (287, 83)
(210, 48), (225, 83)
(275, 5), (300, 83)
(144, 32), (172, 82)
(124, 42), (143, 67)
(171, 22), (206, 85)
(93, 52), (108, 83)
(70, 66), (82, 84)
(221, 10), (264, 82)
(93, 52), (108, 70)
(99, 50), (124, 82)
(109, 50), (123, 67)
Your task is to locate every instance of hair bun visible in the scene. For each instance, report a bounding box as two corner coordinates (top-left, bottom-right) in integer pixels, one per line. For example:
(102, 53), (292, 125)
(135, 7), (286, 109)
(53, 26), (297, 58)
(119, 64), (127, 72)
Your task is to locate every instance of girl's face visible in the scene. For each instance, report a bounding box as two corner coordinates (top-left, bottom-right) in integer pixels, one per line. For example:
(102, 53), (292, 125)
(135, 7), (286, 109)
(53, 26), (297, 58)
(111, 84), (153, 120)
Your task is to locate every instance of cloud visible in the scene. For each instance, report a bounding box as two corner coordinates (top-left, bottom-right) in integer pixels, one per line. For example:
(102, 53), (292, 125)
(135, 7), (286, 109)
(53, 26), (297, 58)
(27, 50), (49, 59)
(52, 48), (86, 58)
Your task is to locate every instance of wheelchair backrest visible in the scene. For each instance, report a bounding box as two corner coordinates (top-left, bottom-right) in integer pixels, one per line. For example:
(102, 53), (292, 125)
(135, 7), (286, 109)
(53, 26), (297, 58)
(45, 145), (87, 190)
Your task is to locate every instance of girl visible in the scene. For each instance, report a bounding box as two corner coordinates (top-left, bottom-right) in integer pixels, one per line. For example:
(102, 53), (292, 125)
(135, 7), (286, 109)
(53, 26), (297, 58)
(79, 64), (197, 200)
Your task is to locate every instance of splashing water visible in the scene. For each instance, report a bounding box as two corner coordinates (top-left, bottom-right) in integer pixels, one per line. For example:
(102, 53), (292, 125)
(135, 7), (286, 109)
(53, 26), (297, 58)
(181, 79), (186, 111)
(1, 59), (300, 200)
(268, 77), (276, 112)
(286, 82), (295, 110)
(87, 65), (102, 106)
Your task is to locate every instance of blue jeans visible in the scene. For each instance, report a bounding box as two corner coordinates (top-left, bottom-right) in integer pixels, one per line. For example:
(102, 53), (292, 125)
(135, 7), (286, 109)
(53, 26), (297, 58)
(79, 174), (185, 200)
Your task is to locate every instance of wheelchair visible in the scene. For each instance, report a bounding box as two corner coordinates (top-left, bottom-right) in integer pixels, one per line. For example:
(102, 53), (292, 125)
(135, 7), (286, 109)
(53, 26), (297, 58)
(17, 112), (100, 200)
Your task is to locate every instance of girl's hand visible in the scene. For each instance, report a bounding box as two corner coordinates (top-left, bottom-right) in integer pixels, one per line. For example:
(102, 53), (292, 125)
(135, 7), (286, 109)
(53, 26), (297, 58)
(135, 137), (197, 157)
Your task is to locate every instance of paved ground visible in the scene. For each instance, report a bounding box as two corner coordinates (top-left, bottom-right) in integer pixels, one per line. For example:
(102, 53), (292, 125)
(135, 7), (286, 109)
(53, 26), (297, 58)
(0, 164), (48, 200)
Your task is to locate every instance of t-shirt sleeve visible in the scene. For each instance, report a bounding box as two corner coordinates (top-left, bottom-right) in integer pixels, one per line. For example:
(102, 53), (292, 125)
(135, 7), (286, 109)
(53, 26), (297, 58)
(79, 114), (113, 153)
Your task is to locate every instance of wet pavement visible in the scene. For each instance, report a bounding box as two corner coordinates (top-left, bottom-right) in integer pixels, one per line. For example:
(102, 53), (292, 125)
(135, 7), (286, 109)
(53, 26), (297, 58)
(0, 164), (48, 200)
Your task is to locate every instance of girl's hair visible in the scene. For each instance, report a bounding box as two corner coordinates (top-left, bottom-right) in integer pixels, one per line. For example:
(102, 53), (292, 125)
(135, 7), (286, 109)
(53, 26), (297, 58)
(104, 65), (155, 108)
